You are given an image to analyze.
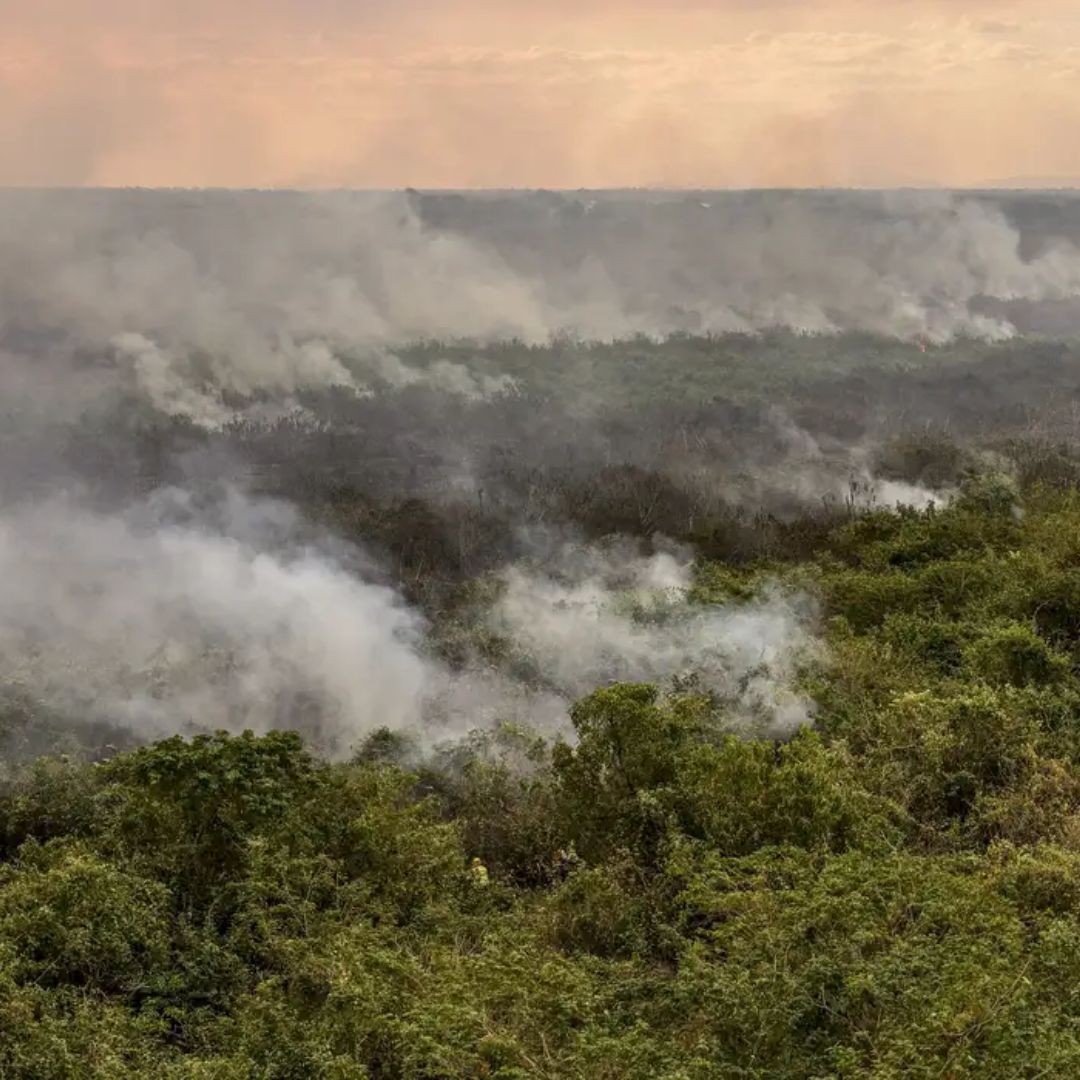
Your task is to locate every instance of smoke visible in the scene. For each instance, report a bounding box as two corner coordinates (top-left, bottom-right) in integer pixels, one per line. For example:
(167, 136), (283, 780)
(3, 190), (1080, 429)
(6, 187), (1045, 757)
(0, 490), (433, 757)
(359, 351), (519, 403)
(112, 333), (237, 429)
(487, 540), (819, 734)
(108, 331), (365, 430)
(758, 412), (953, 511)
(109, 333), (517, 430)
(0, 190), (545, 427)
(659, 409), (952, 518)
(2, 192), (1080, 378)
(0, 485), (818, 754)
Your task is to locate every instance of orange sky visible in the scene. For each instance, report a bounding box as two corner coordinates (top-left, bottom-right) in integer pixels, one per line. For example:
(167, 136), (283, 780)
(2, 0), (1079, 188)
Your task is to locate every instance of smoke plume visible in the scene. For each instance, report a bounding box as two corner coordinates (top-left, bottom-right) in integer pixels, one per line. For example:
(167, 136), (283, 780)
(0, 487), (818, 754)
(487, 541), (819, 734)
(0, 490), (431, 756)
(3, 189), (1080, 429)
(6, 187), (1058, 758)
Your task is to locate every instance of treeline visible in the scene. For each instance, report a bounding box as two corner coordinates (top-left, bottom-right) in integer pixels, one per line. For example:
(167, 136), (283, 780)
(9, 477), (1080, 1075)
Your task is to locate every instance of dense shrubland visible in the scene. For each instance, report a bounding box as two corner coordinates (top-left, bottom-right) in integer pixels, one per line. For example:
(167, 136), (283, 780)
(10, 451), (1080, 1076)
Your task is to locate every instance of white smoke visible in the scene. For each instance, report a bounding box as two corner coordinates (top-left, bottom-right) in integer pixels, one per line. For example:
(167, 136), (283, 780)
(0, 491), (431, 757)
(4, 188), (1006, 751)
(0, 190), (543, 426)
(111, 333), (237, 428)
(488, 542), (819, 733)
(360, 350), (519, 403)
(0, 489), (818, 753)
(107, 335), (517, 429)
(668, 410), (953, 516)
(2, 189), (1080, 428)
(109, 331), (364, 430)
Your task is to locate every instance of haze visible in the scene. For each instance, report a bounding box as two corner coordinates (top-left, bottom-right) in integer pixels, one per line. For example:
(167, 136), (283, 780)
(3, 0), (1080, 188)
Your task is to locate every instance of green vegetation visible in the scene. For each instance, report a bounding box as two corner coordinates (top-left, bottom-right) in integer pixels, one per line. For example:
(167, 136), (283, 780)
(10, 473), (1080, 1076)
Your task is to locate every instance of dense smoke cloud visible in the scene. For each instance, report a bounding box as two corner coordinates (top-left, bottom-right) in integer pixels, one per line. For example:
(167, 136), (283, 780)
(0, 490), (817, 754)
(3, 189), (1080, 428)
(0, 190), (544, 428)
(4, 188), (1067, 757)
(0, 491), (430, 756)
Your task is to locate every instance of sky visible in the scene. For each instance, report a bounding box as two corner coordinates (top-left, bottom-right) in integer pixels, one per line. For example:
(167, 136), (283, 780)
(2, 0), (1080, 188)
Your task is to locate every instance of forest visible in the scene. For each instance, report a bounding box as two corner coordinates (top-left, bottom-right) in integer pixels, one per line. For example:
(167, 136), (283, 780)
(6, 190), (1080, 1077)
(8, 339), (1080, 1076)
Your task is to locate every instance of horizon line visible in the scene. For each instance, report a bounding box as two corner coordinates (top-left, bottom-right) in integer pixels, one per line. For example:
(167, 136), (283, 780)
(2, 183), (1080, 195)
